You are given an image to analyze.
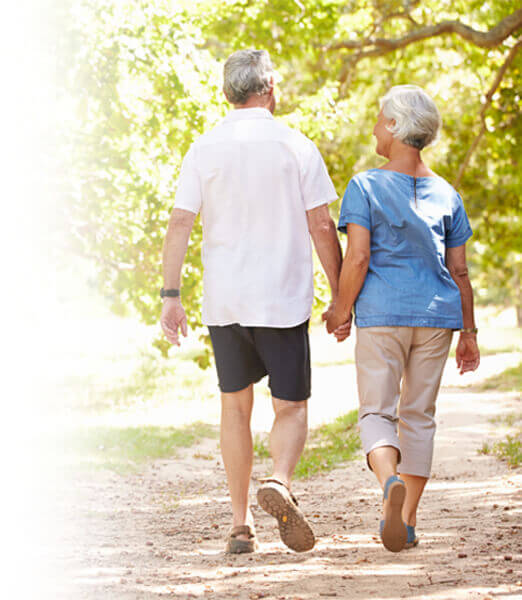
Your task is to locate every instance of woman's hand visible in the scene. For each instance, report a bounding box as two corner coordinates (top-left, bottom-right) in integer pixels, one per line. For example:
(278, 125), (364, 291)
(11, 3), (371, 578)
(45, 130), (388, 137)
(455, 333), (480, 374)
(322, 302), (352, 339)
(333, 315), (352, 342)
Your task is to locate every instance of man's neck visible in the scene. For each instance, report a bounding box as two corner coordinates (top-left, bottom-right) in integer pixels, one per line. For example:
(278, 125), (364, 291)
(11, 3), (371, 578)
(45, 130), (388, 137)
(233, 94), (273, 113)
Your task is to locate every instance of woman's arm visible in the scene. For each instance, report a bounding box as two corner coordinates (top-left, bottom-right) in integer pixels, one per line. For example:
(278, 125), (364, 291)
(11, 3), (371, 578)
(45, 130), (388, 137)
(325, 223), (370, 335)
(446, 244), (480, 374)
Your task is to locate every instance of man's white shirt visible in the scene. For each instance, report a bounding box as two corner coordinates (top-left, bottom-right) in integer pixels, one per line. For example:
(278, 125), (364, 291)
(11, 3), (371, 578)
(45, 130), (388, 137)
(174, 107), (338, 327)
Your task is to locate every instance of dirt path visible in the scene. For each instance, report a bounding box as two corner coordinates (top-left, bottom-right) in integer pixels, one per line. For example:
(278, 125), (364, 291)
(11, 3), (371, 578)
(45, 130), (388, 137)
(56, 376), (521, 600)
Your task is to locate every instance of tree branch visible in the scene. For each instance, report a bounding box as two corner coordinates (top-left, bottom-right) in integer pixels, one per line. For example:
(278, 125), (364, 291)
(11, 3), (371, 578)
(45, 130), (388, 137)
(328, 8), (522, 55)
(453, 40), (522, 189)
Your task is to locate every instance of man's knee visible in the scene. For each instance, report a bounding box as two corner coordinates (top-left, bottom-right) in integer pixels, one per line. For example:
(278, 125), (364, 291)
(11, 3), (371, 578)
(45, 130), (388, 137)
(273, 398), (307, 421)
(221, 387), (253, 419)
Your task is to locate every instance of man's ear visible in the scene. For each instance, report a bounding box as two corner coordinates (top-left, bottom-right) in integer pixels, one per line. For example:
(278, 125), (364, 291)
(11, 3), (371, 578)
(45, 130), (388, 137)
(223, 88), (231, 103)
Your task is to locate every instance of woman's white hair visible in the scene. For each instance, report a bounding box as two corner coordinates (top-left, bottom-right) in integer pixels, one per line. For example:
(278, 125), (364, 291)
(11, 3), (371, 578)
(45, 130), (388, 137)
(380, 85), (442, 150)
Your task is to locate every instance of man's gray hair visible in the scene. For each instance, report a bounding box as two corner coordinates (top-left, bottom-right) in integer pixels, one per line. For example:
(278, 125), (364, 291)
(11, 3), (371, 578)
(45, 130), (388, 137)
(223, 49), (273, 105)
(380, 85), (442, 150)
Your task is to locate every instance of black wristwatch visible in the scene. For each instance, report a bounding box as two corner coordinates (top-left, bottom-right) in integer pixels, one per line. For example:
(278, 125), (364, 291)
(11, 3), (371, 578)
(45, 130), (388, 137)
(160, 288), (180, 298)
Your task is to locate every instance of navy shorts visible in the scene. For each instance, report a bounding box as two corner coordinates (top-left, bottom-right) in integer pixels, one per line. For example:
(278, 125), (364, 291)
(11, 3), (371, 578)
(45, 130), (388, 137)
(208, 320), (311, 401)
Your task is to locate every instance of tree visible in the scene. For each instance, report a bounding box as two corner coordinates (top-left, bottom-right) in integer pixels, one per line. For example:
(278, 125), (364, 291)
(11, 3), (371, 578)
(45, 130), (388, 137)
(61, 0), (522, 354)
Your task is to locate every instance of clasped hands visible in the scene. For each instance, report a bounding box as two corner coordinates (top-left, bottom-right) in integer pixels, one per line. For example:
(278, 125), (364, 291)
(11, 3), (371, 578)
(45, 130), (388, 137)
(322, 302), (352, 343)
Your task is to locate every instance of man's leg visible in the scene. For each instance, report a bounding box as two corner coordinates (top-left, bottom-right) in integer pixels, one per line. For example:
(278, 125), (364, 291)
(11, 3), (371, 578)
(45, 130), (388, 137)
(253, 321), (315, 552)
(257, 396), (314, 552)
(221, 385), (255, 539)
(269, 397), (308, 487)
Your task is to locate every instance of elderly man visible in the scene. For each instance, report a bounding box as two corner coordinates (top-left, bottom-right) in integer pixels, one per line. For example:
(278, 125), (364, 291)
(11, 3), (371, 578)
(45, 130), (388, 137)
(161, 49), (344, 554)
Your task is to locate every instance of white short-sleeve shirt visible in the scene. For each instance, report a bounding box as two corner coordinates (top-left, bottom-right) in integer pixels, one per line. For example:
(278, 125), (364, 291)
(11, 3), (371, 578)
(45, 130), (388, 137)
(174, 107), (338, 327)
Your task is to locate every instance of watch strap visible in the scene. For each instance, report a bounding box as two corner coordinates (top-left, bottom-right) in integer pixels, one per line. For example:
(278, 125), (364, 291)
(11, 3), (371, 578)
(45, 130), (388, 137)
(160, 288), (180, 298)
(460, 327), (478, 334)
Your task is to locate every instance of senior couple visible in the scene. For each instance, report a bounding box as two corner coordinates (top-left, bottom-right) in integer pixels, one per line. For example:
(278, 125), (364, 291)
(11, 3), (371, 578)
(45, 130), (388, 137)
(160, 49), (480, 555)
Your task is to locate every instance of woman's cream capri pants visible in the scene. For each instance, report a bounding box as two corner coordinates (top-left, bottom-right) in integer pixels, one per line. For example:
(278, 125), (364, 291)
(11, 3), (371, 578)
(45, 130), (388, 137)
(356, 326), (453, 478)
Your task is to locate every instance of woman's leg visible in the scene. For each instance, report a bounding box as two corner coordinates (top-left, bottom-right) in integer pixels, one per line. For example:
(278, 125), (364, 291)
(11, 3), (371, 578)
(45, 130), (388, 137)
(356, 327), (412, 482)
(368, 446), (400, 489)
(357, 327), (415, 551)
(400, 474), (427, 527)
(398, 328), (452, 526)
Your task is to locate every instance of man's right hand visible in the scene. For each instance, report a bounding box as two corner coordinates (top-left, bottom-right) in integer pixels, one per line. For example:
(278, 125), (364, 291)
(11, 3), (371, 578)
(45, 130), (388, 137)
(160, 297), (188, 346)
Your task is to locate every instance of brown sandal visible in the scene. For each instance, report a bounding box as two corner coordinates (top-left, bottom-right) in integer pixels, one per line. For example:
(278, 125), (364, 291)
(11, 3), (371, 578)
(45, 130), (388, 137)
(257, 478), (315, 552)
(225, 525), (258, 554)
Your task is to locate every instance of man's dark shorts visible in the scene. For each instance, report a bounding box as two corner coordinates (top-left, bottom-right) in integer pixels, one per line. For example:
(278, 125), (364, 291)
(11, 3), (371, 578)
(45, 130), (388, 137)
(208, 320), (311, 401)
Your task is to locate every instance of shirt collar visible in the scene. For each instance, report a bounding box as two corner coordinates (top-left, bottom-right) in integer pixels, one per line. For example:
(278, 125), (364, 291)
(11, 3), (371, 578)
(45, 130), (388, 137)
(223, 107), (274, 123)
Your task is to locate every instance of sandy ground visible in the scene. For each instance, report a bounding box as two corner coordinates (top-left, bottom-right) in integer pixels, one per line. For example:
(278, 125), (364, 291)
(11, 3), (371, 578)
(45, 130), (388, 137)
(52, 357), (522, 600)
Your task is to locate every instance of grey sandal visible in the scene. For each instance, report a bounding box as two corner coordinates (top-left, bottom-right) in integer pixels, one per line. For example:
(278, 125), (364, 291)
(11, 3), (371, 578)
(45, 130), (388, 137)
(257, 477), (315, 552)
(225, 524), (258, 554)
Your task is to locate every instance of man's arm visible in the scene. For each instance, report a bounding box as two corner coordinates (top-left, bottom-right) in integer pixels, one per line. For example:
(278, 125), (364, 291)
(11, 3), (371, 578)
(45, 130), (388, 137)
(325, 223), (370, 335)
(446, 244), (480, 374)
(160, 208), (196, 346)
(306, 204), (342, 299)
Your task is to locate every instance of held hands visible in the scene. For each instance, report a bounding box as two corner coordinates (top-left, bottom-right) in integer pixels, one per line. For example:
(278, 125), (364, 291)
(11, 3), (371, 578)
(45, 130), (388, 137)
(322, 302), (353, 342)
(456, 333), (480, 374)
(160, 297), (188, 346)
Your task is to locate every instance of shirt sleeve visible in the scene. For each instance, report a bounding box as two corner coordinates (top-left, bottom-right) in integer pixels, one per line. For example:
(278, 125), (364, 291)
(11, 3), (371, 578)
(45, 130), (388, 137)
(173, 145), (202, 215)
(446, 192), (473, 248)
(300, 141), (338, 210)
(337, 176), (371, 234)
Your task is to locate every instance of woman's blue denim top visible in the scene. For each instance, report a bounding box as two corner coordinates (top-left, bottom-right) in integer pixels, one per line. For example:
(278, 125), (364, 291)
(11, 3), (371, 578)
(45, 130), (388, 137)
(338, 169), (473, 329)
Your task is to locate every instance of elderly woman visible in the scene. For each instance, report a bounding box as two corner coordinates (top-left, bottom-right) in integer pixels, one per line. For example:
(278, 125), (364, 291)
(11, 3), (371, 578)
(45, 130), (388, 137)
(325, 85), (480, 552)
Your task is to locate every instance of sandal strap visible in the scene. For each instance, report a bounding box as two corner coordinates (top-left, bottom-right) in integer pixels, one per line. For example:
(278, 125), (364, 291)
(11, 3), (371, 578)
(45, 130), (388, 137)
(258, 477), (299, 506)
(383, 475), (404, 500)
(406, 525), (416, 544)
(230, 525), (255, 539)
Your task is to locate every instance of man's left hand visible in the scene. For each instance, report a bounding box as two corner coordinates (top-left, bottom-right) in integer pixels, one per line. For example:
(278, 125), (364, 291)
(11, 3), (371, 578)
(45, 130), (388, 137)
(160, 297), (188, 346)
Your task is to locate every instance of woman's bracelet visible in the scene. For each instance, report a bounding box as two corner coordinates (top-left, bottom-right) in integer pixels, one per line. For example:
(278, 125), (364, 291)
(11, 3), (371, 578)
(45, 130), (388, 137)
(460, 327), (478, 334)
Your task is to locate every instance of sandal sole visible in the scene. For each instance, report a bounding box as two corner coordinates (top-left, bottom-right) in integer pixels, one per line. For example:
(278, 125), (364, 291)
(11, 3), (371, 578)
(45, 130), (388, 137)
(226, 538), (258, 554)
(257, 485), (315, 552)
(404, 538), (419, 550)
(381, 481), (407, 553)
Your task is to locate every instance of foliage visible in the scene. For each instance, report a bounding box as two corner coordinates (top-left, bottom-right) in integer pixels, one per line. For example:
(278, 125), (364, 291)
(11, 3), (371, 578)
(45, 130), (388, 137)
(254, 409), (361, 478)
(61, 0), (522, 365)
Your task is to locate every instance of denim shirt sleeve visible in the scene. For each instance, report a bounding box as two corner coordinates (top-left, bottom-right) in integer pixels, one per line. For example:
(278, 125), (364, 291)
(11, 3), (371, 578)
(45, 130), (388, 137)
(446, 192), (473, 248)
(337, 177), (371, 234)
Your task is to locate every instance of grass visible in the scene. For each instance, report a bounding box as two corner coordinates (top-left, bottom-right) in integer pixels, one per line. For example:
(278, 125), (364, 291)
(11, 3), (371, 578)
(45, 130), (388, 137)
(70, 421), (218, 472)
(475, 362), (522, 392)
(479, 436), (521, 468)
(489, 412), (522, 427)
(253, 434), (271, 459)
(478, 411), (522, 468)
(254, 410), (361, 479)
